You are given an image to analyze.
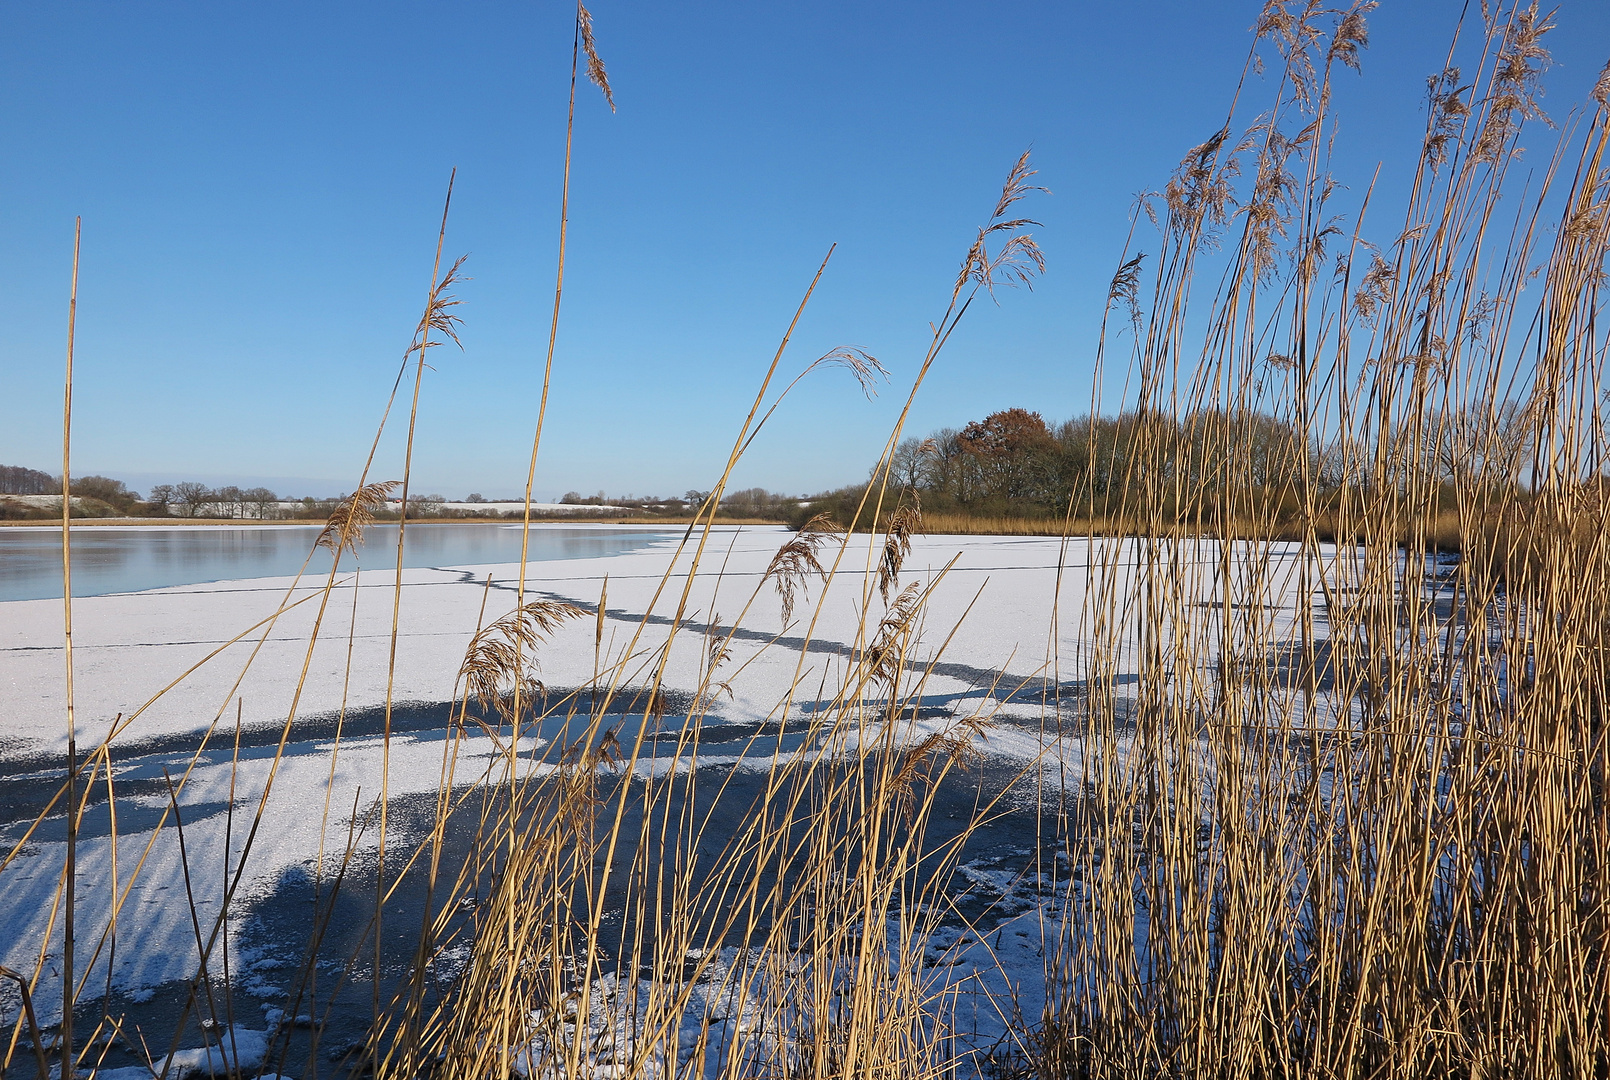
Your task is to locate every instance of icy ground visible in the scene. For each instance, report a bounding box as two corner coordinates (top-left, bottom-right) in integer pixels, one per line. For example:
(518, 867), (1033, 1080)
(0, 524), (1322, 1074)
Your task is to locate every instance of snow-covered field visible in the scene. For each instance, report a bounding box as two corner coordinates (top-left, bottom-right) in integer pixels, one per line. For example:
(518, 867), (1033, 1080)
(0, 524), (1322, 1072)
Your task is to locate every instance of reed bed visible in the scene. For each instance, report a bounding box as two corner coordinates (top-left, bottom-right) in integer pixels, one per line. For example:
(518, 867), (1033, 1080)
(3, 2), (1608, 1079)
(1029, 2), (1610, 1076)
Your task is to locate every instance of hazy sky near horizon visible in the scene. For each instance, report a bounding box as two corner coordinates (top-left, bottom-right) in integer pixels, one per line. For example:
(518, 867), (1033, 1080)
(4, 2), (1608, 500)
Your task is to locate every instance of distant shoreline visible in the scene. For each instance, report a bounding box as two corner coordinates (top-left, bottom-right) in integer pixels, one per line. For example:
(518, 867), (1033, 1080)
(0, 516), (753, 528)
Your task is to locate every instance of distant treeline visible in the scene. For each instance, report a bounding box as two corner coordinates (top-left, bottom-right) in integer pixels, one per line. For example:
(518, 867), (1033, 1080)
(0, 465), (816, 523)
(910, 408), (1312, 510)
(0, 469), (300, 520)
(149, 482), (283, 518)
(0, 468), (164, 519)
(791, 406), (1522, 539)
(0, 464), (59, 495)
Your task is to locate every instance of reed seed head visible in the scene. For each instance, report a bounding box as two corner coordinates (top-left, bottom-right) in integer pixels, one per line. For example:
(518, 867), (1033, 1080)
(578, 2), (615, 111)
(817, 346), (889, 399)
(316, 479), (400, 553)
(765, 514), (836, 625)
(411, 255), (469, 360)
(877, 499), (922, 605)
(459, 599), (585, 721)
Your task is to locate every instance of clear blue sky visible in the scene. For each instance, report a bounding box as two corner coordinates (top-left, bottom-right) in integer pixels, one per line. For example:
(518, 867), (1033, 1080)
(3, 2), (1607, 500)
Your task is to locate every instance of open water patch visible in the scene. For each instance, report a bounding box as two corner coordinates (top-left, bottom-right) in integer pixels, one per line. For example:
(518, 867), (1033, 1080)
(0, 524), (678, 602)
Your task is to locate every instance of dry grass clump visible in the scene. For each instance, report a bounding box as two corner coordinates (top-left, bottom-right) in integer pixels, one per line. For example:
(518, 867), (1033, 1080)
(912, 511), (1140, 537)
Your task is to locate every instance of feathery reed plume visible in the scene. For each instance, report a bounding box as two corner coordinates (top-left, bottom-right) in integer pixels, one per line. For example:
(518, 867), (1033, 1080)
(877, 499), (921, 604)
(563, 725), (622, 772)
(1352, 249), (1395, 322)
(818, 345), (888, 398)
(865, 580), (923, 691)
(739, 347), (887, 457)
(759, 515), (837, 624)
(577, 2), (614, 111)
(1255, 0), (1326, 108)
(992, 148), (1048, 222)
(1163, 126), (1237, 242)
(459, 600), (585, 722)
(764, 514), (836, 625)
(705, 617), (731, 674)
(1327, 1), (1376, 74)
(1108, 251), (1147, 335)
(409, 254), (469, 358)
(1473, 2), (1555, 164)
(315, 480), (401, 553)
(957, 149), (1049, 297)
(1423, 66), (1471, 166)
(694, 615), (734, 710)
(887, 713), (987, 816)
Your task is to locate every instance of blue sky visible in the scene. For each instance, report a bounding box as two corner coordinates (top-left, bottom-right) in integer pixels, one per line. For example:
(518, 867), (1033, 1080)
(3, 2), (1607, 500)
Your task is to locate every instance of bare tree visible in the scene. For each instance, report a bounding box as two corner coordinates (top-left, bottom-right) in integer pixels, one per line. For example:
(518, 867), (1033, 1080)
(174, 482), (211, 518)
(408, 493), (447, 517)
(888, 437), (931, 490)
(214, 485), (244, 519)
(244, 487), (279, 520)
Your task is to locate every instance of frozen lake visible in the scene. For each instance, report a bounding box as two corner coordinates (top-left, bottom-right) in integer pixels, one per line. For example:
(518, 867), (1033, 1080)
(0, 529), (1080, 1032)
(0, 523), (678, 601)
(0, 528), (1322, 1054)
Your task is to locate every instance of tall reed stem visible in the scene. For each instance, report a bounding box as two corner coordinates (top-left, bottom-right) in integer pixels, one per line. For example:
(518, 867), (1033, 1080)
(376, 172), (457, 1020)
(59, 216), (81, 1080)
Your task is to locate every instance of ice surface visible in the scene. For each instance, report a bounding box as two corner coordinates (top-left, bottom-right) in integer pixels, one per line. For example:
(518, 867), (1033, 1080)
(0, 525), (1328, 1038)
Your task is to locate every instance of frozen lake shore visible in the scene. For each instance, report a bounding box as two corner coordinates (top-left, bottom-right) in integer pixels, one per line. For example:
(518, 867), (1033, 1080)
(0, 524), (1319, 1073)
(3, 525), (1194, 756)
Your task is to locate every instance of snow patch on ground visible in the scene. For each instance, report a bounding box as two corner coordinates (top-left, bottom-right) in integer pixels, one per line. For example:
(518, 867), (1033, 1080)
(89, 1026), (267, 1080)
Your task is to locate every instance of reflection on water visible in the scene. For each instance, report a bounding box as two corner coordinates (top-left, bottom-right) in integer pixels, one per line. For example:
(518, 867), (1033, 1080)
(0, 525), (675, 602)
